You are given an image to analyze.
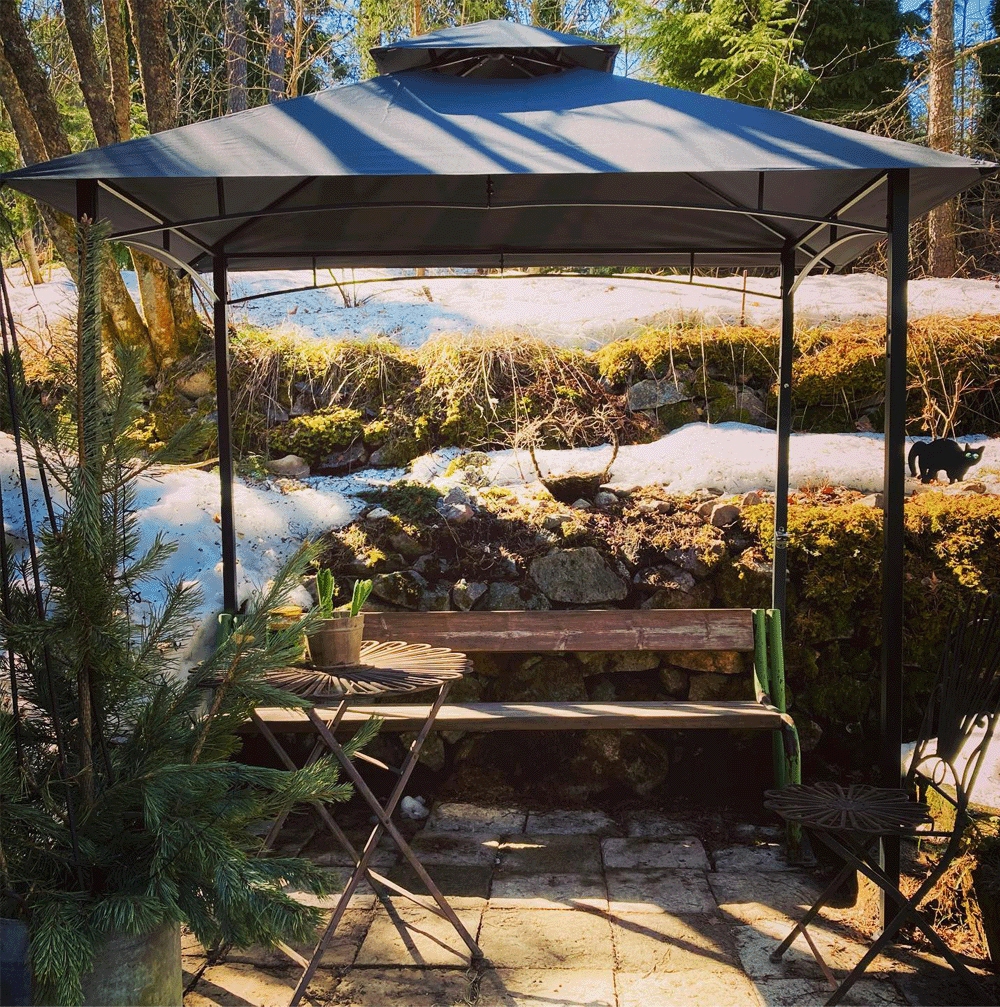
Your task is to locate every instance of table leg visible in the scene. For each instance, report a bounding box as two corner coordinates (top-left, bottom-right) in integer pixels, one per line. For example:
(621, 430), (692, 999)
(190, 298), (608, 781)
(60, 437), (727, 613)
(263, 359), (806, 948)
(288, 685), (482, 1007)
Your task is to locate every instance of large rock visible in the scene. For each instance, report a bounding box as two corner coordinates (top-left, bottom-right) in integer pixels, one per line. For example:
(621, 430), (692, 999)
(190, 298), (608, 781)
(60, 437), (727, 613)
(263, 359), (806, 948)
(688, 672), (750, 701)
(177, 370), (213, 400)
(371, 570), (428, 609)
(628, 378), (691, 412)
(483, 582), (550, 611)
(265, 454), (310, 479)
(316, 441), (367, 474)
(734, 386), (769, 425)
(530, 547), (628, 603)
(641, 577), (713, 610)
(452, 579), (487, 611)
(666, 650), (745, 675)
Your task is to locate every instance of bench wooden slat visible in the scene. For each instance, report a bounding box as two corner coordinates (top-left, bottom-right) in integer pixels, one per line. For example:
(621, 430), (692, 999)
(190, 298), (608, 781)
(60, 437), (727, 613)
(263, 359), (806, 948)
(253, 700), (783, 733)
(362, 609), (754, 653)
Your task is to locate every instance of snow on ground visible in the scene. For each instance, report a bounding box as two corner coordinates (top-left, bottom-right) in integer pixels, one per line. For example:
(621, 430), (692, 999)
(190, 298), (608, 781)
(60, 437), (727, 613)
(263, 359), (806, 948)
(0, 431), (383, 669)
(6, 265), (999, 350)
(412, 423), (1000, 497)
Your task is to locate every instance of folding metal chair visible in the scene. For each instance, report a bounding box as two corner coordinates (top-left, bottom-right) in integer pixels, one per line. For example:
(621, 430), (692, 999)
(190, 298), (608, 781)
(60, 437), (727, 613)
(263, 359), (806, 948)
(765, 594), (1000, 1006)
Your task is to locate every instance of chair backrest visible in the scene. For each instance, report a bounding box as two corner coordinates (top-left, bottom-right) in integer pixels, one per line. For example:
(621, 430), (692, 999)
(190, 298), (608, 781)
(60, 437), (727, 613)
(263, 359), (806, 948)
(362, 608), (756, 653)
(905, 594), (1000, 813)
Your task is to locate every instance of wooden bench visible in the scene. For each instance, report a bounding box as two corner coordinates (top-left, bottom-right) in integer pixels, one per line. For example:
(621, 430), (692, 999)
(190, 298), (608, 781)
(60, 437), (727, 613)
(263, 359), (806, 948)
(255, 607), (801, 790)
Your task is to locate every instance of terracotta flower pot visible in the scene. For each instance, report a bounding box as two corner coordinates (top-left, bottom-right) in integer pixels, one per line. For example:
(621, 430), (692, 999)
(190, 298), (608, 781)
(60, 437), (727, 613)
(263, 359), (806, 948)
(308, 614), (365, 667)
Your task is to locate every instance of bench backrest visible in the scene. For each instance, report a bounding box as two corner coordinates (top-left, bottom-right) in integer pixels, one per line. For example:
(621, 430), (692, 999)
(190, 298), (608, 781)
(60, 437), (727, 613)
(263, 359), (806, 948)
(362, 609), (755, 653)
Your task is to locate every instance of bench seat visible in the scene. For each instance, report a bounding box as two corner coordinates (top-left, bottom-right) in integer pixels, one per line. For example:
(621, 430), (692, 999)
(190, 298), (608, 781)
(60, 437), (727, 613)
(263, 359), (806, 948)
(252, 699), (788, 733)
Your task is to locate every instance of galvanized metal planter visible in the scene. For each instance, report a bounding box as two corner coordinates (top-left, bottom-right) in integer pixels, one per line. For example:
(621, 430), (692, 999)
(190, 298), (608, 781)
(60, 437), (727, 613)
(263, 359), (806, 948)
(80, 921), (182, 1007)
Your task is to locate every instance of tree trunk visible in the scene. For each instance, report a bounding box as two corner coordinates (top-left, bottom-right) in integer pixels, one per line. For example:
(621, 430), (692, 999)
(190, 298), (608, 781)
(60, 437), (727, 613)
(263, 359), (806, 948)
(63, 0), (120, 147)
(268, 0), (286, 102)
(0, 0), (72, 158)
(127, 0), (205, 361)
(0, 5), (149, 350)
(127, 0), (176, 133)
(22, 226), (44, 285)
(927, 0), (958, 277)
(225, 0), (248, 113)
(102, 0), (132, 140)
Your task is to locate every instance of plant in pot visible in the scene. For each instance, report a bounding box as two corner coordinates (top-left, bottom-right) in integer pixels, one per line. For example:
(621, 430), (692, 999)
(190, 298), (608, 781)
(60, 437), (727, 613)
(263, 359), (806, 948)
(307, 572), (373, 668)
(0, 220), (376, 1006)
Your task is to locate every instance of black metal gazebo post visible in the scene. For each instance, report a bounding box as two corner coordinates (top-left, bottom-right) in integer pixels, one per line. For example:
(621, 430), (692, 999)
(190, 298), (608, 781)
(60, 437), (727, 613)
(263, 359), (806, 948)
(772, 244), (795, 621)
(213, 253), (238, 614)
(881, 168), (910, 905)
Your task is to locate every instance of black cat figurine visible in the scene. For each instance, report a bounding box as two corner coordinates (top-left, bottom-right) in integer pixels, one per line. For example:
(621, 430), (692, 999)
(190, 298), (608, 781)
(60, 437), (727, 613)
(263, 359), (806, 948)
(907, 439), (985, 484)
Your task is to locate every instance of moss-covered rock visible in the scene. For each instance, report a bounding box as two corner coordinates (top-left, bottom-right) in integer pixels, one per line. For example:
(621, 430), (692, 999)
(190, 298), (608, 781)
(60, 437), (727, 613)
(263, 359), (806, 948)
(270, 407), (364, 463)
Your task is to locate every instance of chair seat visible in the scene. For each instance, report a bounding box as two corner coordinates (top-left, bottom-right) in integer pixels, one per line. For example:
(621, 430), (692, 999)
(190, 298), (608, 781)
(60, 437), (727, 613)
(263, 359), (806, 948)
(764, 782), (932, 834)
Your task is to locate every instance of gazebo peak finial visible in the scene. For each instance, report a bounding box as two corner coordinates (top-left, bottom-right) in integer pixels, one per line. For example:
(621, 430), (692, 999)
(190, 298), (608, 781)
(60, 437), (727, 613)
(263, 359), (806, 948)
(370, 18), (619, 78)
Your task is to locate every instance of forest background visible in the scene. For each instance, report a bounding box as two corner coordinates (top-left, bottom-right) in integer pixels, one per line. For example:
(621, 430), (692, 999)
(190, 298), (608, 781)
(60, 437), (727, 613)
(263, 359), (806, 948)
(0, 0), (997, 365)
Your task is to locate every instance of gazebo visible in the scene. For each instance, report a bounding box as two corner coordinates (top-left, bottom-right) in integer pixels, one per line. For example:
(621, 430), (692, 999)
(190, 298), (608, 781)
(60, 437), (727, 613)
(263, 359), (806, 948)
(2, 18), (995, 884)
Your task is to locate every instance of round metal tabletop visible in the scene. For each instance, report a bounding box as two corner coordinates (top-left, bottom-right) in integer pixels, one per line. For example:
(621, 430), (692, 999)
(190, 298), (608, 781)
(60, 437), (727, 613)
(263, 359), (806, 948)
(265, 640), (469, 702)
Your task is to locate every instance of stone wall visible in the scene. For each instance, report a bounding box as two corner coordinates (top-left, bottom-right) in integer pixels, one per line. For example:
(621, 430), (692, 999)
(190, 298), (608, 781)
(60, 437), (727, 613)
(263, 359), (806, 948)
(312, 478), (1000, 799)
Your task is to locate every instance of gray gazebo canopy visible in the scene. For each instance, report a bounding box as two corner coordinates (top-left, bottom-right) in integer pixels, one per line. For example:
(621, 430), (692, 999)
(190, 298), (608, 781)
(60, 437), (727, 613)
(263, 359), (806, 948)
(2, 20), (991, 276)
(2, 21), (996, 880)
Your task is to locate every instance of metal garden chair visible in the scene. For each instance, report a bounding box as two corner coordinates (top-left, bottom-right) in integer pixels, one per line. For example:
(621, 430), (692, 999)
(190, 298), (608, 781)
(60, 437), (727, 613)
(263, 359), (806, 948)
(764, 594), (1000, 1006)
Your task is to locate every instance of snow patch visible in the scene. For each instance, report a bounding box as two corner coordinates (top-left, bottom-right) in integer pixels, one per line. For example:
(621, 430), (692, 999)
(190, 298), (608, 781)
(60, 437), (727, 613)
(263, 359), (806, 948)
(412, 423), (1000, 496)
(0, 433), (362, 672)
(7, 265), (999, 350)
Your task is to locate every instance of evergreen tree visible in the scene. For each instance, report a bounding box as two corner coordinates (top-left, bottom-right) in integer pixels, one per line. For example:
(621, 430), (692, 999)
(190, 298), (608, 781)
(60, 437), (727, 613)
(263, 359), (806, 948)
(617, 0), (815, 108)
(798, 0), (924, 127)
(0, 220), (376, 1006)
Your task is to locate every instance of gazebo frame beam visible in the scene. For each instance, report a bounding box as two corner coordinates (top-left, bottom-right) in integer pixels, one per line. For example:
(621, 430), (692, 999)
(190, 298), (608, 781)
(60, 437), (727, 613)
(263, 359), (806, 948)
(107, 199), (887, 246)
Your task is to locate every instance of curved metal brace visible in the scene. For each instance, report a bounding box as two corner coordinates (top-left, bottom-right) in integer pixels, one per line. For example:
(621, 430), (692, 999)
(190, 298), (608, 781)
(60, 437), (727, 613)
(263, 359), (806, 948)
(124, 240), (218, 302)
(108, 199), (888, 245)
(224, 270), (785, 307)
(789, 234), (866, 296)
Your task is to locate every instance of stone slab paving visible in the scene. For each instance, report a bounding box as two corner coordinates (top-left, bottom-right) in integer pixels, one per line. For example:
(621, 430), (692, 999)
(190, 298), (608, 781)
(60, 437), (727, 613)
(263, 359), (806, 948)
(185, 802), (991, 1007)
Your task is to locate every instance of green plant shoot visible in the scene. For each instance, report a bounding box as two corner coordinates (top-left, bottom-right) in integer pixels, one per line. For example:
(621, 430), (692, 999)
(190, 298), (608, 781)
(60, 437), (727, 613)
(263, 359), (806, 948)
(316, 567), (336, 618)
(350, 578), (374, 617)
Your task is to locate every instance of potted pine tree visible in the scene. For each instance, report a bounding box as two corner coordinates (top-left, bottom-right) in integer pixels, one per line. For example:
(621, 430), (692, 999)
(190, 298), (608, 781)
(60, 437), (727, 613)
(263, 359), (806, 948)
(0, 221), (375, 1006)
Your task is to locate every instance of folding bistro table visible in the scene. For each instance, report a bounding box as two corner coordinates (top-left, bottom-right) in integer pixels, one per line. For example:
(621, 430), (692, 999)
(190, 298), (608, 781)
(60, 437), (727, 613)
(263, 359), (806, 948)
(248, 640), (482, 1006)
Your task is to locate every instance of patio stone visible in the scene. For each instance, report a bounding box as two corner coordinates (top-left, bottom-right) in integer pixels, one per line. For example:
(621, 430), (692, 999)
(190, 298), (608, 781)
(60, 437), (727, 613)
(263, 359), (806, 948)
(355, 905), (483, 967)
(499, 834), (603, 873)
(327, 967), (473, 1006)
(489, 872), (608, 910)
(477, 907), (615, 969)
(731, 917), (863, 980)
(310, 846), (399, 869)
(752, 977), (907, 1006)
(877, 947), (998, 1007)
(185, 963), (336, 1006)
(284, 870), (378, 910)
(408, 831), (502, 867)
(423, 802), (527, 835)
(524, 809), (620, 835)
(712, 844), (795, 872)
(602, 836), (710, 870)
(384, 863), (493, 909)
(624, 810), (705, 838)
(708, 872), (824, 925)
(606, 869), (716, 914)
(609, 912), (739, 973)
(225, 909), (373, 968)
(478, 967), (616, 1006)
(616, 969), (760, 1007)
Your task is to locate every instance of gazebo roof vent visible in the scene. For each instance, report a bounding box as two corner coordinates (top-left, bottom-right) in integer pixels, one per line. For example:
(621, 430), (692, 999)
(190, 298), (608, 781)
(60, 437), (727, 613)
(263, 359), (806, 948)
(370, 19), (619, 78)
